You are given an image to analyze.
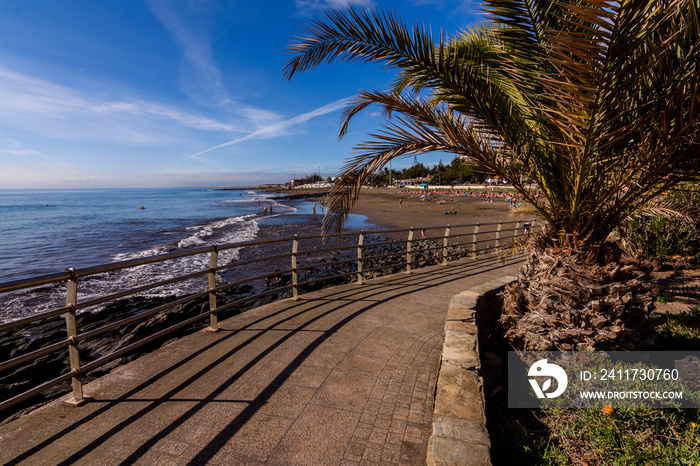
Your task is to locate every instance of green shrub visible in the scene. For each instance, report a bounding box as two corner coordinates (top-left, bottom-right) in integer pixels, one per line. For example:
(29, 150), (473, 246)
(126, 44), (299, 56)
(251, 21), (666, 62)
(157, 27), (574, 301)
(626, 186), (700, 260)
(541, 408), (700, 465)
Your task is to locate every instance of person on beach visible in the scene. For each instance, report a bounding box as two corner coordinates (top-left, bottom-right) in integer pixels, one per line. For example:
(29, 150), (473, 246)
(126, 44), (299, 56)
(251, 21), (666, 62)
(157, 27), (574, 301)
(399, 198), (402, 208)
(263, 206), (267, 215)
(312, 203), (316, 216)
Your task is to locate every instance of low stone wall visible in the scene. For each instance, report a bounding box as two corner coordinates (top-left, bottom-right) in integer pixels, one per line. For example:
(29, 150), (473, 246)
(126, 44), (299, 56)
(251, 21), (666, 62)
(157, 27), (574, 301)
(426, 275), (517, 466)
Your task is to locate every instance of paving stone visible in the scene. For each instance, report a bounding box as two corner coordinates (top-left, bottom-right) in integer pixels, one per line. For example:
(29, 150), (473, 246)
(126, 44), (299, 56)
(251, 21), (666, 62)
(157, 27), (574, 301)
(353, 426), (372, 439)
(444, 319), (478, 335)
(312, 369), (376, 413)
(467, 275), (517, 296)
(283, 363), (332, 388)
(446, 305), (477, 322)
(347, 439), (368, 456)
(431, 414), (490, 446)
(386, 431), (404, 444)
(448, 294), (478, 310)
(0, 255), (524, 466)
(334, 352), (387, 376)
(381, 447), (401, 464)
(369, 429), (387, 444)
(441, 331), (479, 370)
(426, 276), (516, 466)
(272, 405), (360, 465)
(427, 436), (491, 466)
(433, 363), (485, 424)
(219, 414), (295, 461)
(362, 444), (383, 462)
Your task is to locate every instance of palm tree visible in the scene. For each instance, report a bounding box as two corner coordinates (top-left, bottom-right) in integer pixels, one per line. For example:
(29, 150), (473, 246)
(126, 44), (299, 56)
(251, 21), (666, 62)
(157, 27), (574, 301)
(284, 1), (700, 350)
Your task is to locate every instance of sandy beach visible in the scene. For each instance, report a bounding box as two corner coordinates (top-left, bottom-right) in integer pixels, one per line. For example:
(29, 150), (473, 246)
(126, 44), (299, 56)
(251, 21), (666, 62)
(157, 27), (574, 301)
(350, 187), (518, 229)
(283, 186), (520, 231)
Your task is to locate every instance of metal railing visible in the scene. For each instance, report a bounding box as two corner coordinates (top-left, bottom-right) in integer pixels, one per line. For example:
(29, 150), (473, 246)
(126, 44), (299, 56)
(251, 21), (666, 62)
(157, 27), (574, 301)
(0, 219), (541, 413)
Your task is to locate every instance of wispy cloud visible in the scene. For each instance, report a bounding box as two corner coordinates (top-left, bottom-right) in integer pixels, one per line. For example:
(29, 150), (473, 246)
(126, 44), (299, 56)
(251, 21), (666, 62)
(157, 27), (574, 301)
(0, 139), (55, 160)
(146, 0), (229, 107)
(0, 165), (292, 189)
(0, 66), (241, 144)
(0, 138), (48, 159)
(190, 97), (351, 158)
(146, 0), (286, 130)
(295, 0), (372, 15)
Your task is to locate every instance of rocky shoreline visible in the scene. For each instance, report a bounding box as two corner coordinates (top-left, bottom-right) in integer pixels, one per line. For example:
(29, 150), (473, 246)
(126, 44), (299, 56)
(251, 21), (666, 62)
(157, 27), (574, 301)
(0, 233), (483, 423)
(269, 191), (329, 201)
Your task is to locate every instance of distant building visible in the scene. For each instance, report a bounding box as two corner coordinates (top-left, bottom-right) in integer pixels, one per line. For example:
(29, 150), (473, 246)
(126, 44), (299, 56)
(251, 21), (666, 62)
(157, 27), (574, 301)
(397, 174), (432, 187)
(289, 178), (333, 189)
(290, 178), (308, 188)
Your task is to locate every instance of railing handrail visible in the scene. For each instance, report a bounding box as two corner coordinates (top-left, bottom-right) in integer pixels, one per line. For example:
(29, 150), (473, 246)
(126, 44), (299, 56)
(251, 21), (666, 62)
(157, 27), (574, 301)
(0, 219), (533, 293)
(0, 218), (541, 414)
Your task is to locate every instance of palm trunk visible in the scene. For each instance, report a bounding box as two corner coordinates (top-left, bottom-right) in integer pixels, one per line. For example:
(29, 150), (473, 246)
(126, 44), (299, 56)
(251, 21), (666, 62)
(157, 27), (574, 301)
(500, 248), (663, 351)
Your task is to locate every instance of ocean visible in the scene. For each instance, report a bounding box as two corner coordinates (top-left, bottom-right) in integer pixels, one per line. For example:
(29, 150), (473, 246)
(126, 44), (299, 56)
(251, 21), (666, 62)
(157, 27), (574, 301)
(0, 188), (372, 323)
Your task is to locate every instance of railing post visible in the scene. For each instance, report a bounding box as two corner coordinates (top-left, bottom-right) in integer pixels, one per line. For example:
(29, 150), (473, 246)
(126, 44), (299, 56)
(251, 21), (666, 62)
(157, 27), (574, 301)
(495, 222), (503, 252)
(356, 231), (364, 284)
(406, 228), (414, 274)
(64, 268), (89, 406)
(442, 226), (450, 266)
(514, 221), (520, 239)
(292, 235), (299, 300)
(472, 223), (480, 258)
(207, 246), (219, 332)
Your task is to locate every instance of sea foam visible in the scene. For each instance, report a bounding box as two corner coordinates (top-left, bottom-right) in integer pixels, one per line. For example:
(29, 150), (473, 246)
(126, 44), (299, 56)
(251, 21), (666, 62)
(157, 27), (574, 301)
(0, 214), (262, 323)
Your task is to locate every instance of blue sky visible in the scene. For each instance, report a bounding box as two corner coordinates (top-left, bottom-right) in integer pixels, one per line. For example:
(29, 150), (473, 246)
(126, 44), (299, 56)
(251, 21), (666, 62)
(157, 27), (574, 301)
(0, 0), (482, 188)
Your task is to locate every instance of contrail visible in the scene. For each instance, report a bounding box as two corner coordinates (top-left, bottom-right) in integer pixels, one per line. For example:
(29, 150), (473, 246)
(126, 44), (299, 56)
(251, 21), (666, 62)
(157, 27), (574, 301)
(189, 97), (351, 158)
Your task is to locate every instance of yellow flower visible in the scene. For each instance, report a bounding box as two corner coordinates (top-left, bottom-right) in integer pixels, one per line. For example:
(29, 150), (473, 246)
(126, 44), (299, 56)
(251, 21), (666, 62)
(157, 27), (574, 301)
(692, 422), (697, 429)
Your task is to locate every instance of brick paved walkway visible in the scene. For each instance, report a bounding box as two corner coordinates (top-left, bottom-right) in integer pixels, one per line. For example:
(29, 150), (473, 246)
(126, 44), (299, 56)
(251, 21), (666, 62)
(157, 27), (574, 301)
(0, 254), (524, 465)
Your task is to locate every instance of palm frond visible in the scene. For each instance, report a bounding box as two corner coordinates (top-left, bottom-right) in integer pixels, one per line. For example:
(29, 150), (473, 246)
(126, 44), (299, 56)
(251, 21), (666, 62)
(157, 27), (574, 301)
(623, 196), (698, 226)
(283, 7), (538, 161)
(286, 0), (700, 250)
(512, 203), (545, 219)
(282, 7), (438, 81)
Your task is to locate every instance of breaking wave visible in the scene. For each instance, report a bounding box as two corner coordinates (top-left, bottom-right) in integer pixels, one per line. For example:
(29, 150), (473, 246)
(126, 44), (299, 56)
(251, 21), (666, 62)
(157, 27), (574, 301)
(1, 214), (262, 323)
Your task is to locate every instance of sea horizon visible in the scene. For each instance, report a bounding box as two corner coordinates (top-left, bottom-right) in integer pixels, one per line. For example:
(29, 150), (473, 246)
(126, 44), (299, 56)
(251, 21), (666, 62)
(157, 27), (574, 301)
(0, 185), (284, 192)
(0, 187), (371, 323)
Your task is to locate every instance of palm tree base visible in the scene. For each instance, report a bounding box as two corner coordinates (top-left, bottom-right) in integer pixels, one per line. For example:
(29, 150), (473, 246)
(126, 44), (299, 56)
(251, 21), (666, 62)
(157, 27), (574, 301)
(501, 249), (664, 351)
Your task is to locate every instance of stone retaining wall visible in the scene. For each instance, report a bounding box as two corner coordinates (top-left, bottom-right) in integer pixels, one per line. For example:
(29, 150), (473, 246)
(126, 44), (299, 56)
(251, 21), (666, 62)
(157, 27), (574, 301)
(426, 275), (517, 466)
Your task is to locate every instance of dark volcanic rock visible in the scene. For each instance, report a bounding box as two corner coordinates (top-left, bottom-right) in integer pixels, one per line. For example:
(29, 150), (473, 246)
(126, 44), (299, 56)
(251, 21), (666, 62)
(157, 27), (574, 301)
(0, 235), (479, 421)
(270, 192), (328, 200)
